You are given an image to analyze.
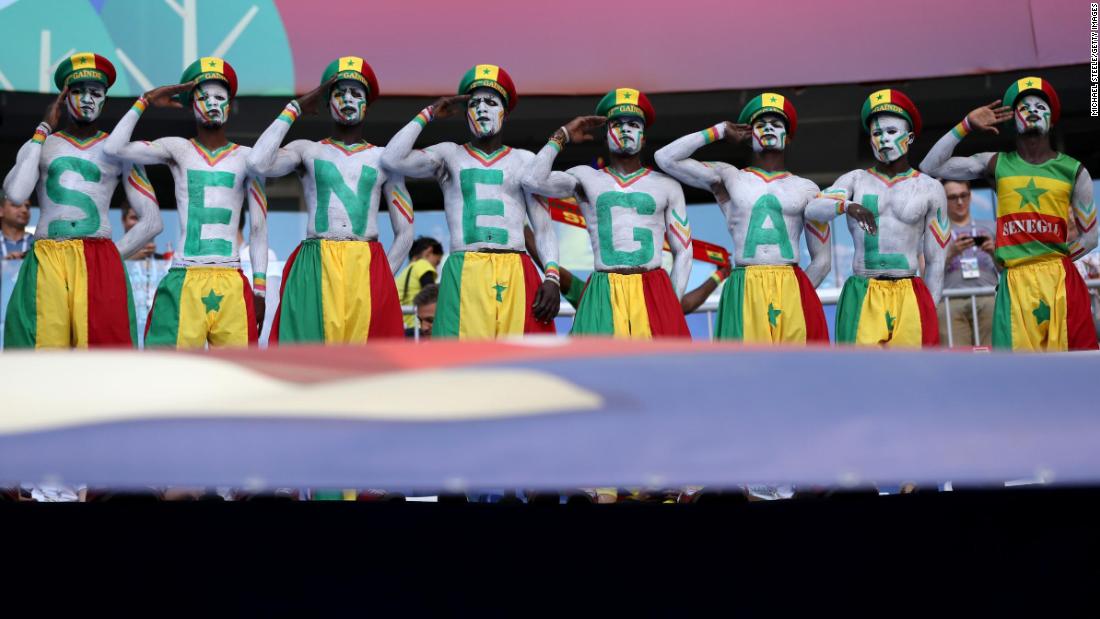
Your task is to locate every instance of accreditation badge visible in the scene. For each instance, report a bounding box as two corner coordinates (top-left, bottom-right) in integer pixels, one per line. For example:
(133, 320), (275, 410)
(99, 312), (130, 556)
(960, 256), (980, 279)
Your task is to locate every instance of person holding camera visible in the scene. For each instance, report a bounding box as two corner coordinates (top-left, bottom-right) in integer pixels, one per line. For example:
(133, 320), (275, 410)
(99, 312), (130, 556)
(940, 179), (999, 346)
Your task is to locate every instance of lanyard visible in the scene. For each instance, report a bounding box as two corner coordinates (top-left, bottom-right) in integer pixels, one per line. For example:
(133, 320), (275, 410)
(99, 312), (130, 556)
(1, 236), (28, 257)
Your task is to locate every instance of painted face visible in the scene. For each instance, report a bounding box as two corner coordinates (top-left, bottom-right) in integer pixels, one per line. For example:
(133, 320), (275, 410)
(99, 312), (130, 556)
(466, 88), (506, 138)
(869, 114), (912, 163)
(329, 80), (368, 125)
(1014, 94), (1051, 135)
(607, 116), (645, 155)
(750, 113), (788, 153)
(66, 81), (106, 123)
(192, 81), (231, 127)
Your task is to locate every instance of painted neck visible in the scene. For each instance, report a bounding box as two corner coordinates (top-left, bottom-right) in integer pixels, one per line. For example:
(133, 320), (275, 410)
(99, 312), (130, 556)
(194, 124), (228, 150)
(470, 133), (503, 153)
(750, 150), (786, 173)
(873, 155), (911, 177)
(1, 221), (25, 241)
(1015, 132), (1056, 164)
(331, 122), (365, 145)
(608, 152), (643, 175)
(63, 120), (99, 139)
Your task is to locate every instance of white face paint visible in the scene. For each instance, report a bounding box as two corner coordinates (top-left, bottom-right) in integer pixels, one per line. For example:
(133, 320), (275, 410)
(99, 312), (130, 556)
(607, 116), (645, 155)
(329, 80), (368, 125)
(1014, 94), (1051, 135)
(869, 114), (913, 164)
(192, 81), (231, 128)
(466, 88), (505, 138)
(67, 81), (106, 124)
(750, 113), (788, 153)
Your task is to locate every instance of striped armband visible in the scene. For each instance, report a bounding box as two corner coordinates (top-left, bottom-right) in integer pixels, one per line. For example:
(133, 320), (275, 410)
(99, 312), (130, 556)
(950, 116), (972, 140)
(278, 100), (301, 124)
(31, 122), (51, 144)
(709, 269), (728, 285)
(253, 272), (267, 296)
(818, 188), (847, 214)
(700, 123), (723, 145)
(131, 97), (148, 115)
(544, 262), (561, 283)
(413, 106), (435, 128)
(547, 139), (563, 153)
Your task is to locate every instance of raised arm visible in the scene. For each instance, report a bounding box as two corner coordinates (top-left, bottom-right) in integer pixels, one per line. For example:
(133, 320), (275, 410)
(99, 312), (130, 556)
(805, 171), (856, 223)
(116, 164), (163, 258)
(802, 184), (832, 287)
(384, 177), (415, 274)
(665, 182), (693, 298)
(381, 96), (468, 179)
(919, 101), (1010, 180)
(104, 84), (194, 165)
(246, 101), (304, 177)
(654, 121), (747, 191)
(522, 117), (603, 199)
(1069, 167), (1097, 260)
(6, 89), (72, 203)
(3, 126), (49, 205)
(921, 187), (949, 305)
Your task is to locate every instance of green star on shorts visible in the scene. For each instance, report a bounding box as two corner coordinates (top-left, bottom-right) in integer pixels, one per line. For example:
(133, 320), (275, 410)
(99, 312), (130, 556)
(1032, 299), (1050, 325)
(202, 289), (224, 313)
(767, 303), (782, 327)
(492, 283), (507, 303)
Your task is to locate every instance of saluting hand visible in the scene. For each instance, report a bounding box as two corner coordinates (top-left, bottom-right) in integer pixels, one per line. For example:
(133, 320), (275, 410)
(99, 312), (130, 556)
(966, 101), (1013, 135)
(430, 95), (471, 120)
(142, 82), (196, 109)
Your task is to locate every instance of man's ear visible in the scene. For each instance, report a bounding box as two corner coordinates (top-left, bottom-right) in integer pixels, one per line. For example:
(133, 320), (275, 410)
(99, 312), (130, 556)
(906, 131), (915, 147)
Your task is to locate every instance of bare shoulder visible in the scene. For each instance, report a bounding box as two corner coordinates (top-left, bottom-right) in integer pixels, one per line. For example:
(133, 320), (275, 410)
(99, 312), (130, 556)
(286, 139), (313, 152)
(790, 173), (819, 193)
(916, 171), (946, 193)
(565, 165), (596, 180)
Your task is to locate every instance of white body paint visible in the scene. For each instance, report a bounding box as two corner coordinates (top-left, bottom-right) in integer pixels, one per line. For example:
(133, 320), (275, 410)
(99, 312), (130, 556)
(2, 130), (161, 258)
(522, 144), (692, 297)
(330, 80), (367, 125)
(66, 81), (106, 124)
(655, 123), (830, 285)
(607, 117), (644, 155)
(869, 114), (913, 164)
(380, 112), (559, 268)
(1014, 94), (1051, 134)
(103, 103), (268, 281)
(466, 88), (506, 139)
(750, 114), (787, 153)
(805, 168), (947, 303)
(192, 81), (230, 128)
(246, 102), (415, 274)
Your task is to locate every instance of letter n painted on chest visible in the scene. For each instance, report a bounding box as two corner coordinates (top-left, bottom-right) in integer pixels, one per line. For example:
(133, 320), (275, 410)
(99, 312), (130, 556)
(315, 160), (376, 236)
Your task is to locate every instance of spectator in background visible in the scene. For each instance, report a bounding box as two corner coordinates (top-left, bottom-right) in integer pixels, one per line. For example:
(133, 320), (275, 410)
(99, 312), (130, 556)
(396, 236), (443, 329)
(1, 194), (34, 260)
(406, 283), (438, 339)
(939, 179), (999, 347)
(121, 201), (163, 260)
